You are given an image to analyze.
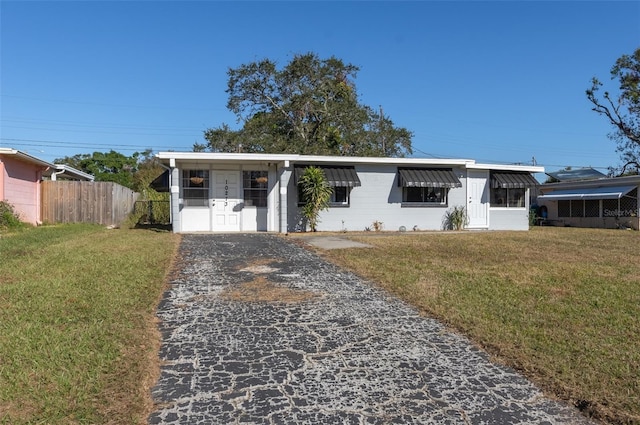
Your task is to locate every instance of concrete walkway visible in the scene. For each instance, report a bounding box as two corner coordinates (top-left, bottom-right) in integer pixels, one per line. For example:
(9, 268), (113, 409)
(149, 234), (593, 424)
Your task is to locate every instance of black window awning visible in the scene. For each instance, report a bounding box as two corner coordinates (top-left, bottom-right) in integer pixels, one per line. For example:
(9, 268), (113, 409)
(150, 170), (170, 192)
(294, 166), (361, 187)
(397, 168), (462, 188)
(491, 172), (539, 189)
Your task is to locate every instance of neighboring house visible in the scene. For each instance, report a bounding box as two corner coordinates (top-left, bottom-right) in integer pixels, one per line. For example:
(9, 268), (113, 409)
(156, 152), (542, 233)
(0, 148), (55, 225)
(537, 174), (639, 230)
(44, 164), (95, 182)
(0, 148), (95, 225)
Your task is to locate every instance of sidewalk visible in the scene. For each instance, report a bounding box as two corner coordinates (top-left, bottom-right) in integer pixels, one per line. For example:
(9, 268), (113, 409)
(149, 233), (593, 424)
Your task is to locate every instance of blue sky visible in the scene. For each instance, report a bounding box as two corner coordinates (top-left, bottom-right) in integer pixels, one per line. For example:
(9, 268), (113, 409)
(1, 1), (639, 178)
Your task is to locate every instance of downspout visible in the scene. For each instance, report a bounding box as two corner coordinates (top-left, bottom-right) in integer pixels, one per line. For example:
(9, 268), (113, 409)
(36, 167), (46, 225)
(50, 169), (65, 181)
(0, 159), (5, 202)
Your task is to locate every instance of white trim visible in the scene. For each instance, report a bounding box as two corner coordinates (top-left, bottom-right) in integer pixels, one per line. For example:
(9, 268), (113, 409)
(468, 163), (545, 173)
(0, 148), (55, 169)
(158, 152), (475, 167)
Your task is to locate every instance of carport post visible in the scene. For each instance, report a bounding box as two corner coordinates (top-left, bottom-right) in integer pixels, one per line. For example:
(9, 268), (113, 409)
(279, 163), (291, 233)
(170, 164), (180, 233)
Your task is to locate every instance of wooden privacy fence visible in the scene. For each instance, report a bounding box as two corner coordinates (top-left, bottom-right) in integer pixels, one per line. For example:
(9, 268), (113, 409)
(41, 181), (139, 226)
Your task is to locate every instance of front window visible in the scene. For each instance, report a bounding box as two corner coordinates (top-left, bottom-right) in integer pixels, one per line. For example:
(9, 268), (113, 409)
(298, 185), (351, 207)
(490, 188), (525, 208)
(402, 187), (448, 205)
(243, 171), (268, 207)
(330, 186), (350, 206)
(182, 170), (209, 206)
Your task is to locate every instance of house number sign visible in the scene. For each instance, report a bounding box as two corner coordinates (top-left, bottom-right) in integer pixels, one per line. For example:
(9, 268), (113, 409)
(224, 179), (228, 206)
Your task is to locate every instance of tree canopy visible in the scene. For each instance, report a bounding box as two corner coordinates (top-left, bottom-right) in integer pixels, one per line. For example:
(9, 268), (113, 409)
(54, 149), (164, 192)
(587, 47), (640, 173)
(196, 53), (413, 157)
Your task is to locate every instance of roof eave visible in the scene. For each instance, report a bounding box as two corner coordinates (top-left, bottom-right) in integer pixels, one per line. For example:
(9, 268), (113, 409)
(469, 163), (545, 173)
(156, 151), (475, 165)
(0, 148), (55, 169)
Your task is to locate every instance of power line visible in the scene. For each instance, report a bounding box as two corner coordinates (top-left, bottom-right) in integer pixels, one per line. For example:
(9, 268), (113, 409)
(0, 137), (190, 152)
(2, 124), (202, 138)
(0, 93), (226, 113)
(1, 117), (206, 132)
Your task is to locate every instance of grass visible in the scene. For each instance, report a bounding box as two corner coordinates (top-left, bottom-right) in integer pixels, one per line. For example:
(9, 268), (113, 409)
(2, 224), (637, 424)
(0, 224), (179, 424)
(313, 227), (640, 425)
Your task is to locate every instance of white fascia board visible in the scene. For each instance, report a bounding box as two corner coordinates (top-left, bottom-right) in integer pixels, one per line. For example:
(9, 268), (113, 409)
(156, 152), (296, 163)
(156, 151), (475, 167)
(291, 155), (474, 166)
(54, 164), (95, 181)
(0, 148), (55, 168)
(469, 163), (545, 173)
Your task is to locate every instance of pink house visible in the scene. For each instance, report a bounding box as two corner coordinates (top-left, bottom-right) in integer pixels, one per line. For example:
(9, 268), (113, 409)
(0, 148), (55, 225)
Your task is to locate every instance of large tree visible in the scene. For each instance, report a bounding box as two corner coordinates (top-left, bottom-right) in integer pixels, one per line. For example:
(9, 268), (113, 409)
(198, 53), (413, 157)
(587, 47), (640, 173)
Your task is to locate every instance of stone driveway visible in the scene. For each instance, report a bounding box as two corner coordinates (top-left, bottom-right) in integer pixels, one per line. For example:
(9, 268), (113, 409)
(148, 234), (593, 424)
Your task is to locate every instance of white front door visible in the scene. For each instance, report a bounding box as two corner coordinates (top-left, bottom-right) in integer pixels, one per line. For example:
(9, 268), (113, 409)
(212, 170), (241, 231)
(467, 170), (489, 228)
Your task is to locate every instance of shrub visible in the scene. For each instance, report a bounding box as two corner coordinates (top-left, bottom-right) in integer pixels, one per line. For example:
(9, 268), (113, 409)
(443, 205), (468, 231)
(124, 190), (170, 229)
(0, 200), (24, 230)
(298, 167), (332, 232)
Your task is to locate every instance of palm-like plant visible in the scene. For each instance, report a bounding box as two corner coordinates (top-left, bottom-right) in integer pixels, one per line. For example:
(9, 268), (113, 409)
(298, 167), (333, 232)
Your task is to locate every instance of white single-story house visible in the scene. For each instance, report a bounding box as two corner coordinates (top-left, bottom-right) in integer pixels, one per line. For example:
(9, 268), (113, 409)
(155, 152), (543, 233)
(537, 174), (639, 230)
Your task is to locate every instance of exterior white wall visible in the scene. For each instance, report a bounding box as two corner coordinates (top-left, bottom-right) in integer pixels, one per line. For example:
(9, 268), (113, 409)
(163, 156), (535, 233)
(287, 164), (470, 232)
(172, 162), (278, 232)
(488, 208), (530, 230)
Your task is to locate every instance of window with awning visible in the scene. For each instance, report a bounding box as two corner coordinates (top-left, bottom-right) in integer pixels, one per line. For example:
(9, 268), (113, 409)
(397, 168), (462, 188)
(397, 168), (461, 206)
(491, 172), (539, 189)
(490, 172), (538, 208)
(294, 165), (360, 207)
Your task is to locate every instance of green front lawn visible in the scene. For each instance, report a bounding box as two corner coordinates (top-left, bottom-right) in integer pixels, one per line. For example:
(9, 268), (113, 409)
(0, 224), (179, 424)
(317, 227), (639, 424)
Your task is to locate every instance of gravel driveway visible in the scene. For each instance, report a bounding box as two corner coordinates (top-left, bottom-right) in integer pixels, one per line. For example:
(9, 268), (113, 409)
(148, 233), (592, 424)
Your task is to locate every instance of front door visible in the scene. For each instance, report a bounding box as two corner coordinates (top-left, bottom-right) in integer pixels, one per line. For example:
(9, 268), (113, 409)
(467, 170), (489, 228)
(212, 170), (241, 231)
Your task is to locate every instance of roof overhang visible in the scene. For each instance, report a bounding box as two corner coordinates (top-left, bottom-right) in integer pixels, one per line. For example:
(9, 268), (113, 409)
(48, 164), (95, 181)
(156, 152), (544, 174)
(468, 163), (545, 173)
(0, 148), (55, 169)
(156, 152), (476, 166)
(537, 185), (637, 201)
